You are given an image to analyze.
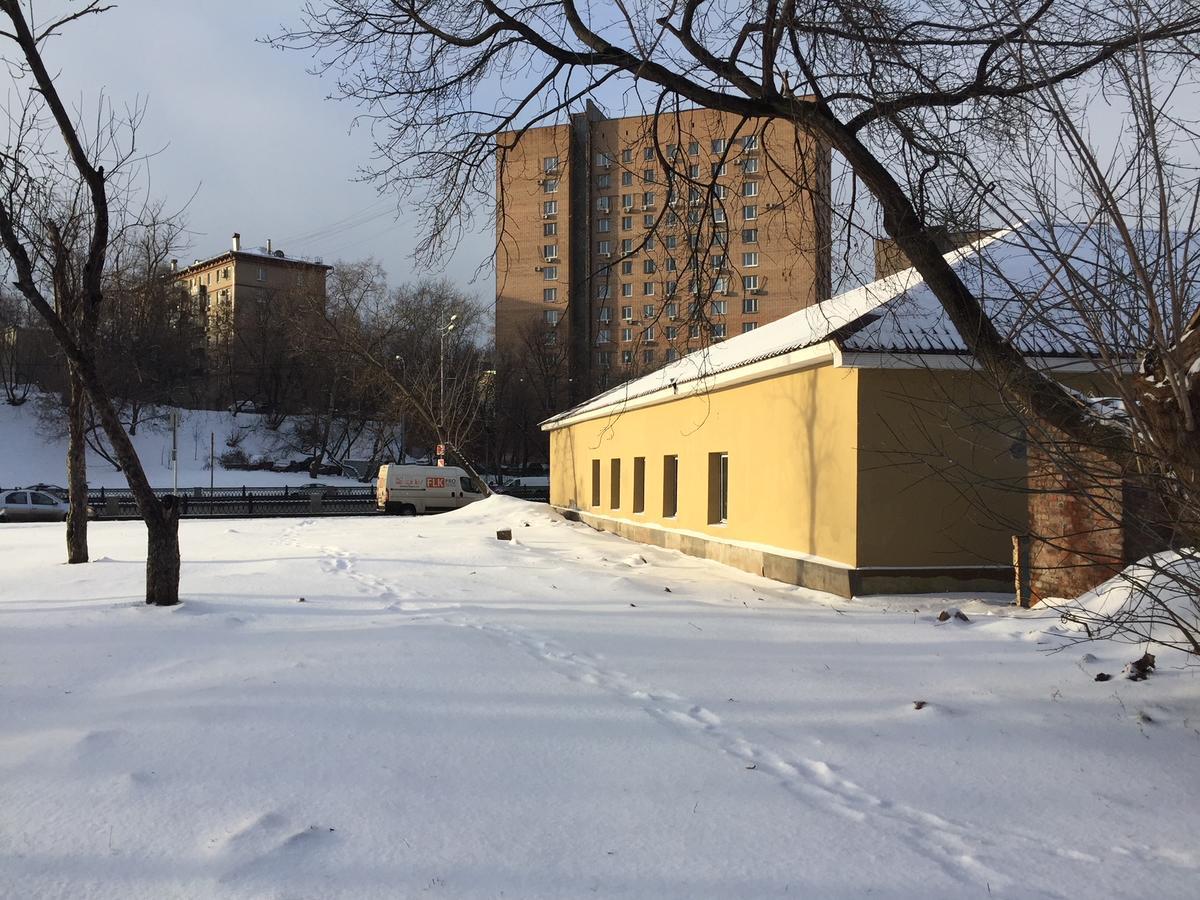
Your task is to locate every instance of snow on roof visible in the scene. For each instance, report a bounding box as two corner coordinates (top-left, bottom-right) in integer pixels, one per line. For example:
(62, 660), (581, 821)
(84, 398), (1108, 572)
(545, 223), (1179, 428)
(180, 246), (331, 273)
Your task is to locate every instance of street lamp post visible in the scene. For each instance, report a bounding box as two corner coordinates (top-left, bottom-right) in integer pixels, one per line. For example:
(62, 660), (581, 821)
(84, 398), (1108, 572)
(438, 308), (459, 460)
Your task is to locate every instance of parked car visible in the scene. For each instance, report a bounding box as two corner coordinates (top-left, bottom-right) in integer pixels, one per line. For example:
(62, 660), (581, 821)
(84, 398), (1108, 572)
(0, 489), (72, 522)
(299, 483), (338, 498)
(21, 483), (70, 501)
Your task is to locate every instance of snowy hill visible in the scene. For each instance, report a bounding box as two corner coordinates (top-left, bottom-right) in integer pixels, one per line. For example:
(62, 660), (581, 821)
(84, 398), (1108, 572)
(0, 400), (365, 491)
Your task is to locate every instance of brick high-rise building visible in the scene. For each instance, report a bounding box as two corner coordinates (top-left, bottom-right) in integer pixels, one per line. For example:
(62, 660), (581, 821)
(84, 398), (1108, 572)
(495, 102), (831, 406)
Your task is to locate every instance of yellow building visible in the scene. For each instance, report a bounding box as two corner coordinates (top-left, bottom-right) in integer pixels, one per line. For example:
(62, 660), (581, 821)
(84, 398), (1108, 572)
(542, 229), (1116, 596)
(173, 233), (331, 345)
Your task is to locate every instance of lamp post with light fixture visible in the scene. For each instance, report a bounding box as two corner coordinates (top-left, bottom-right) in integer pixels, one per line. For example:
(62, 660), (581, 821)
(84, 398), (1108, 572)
(439, 308), (458, 459)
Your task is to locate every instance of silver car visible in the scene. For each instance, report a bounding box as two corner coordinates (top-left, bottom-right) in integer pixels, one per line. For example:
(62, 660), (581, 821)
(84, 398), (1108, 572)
(0, 489), (71, 522)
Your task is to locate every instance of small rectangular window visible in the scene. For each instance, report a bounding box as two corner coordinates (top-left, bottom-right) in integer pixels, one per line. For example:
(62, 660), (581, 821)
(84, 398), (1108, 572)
(742, 296), (759, 313)
(632, 457), (646, 513)
(742, 322), (757, 333)
(712, 138), (727, 154)
(743, 157), (760, 174)
(663, 455), (679, 517)
(708, 452), (728, 524)
(610, 459), (621, 509)
(743, 205), (758, 221)
(597, 173), (611, 189)
(543, 266), (558, 280)
(543, 179), (559, 193)
(597, 217), (611, 233)
(544, 222), (558, 236)
(591, 460), (601, 507)
(544, 200), (558, 216)
(742, 252), (759, 267)
(743, 181), (759, 197)
(543, 288), (557, 302)
(544, 156), (560, 172)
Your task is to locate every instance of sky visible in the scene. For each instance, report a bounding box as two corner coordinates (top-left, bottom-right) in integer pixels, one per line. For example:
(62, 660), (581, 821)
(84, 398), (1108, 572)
(47, 0), (493, 295)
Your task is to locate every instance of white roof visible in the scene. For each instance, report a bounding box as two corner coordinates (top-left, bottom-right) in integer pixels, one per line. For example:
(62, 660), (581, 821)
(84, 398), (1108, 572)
(544, 223), (1177, 428)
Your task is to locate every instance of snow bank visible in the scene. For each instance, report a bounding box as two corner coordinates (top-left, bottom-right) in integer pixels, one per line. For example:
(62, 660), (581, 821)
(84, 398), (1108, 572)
(1050, 550), (1200, 650)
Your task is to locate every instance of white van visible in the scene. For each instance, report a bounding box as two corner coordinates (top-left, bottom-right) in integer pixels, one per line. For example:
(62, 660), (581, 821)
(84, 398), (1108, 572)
(376, 464), (484, 515)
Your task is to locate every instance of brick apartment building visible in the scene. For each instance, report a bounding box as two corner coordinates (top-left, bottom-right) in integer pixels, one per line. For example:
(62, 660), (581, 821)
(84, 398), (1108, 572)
(495, 102), (831, 405)
(174, 233), (331, 346)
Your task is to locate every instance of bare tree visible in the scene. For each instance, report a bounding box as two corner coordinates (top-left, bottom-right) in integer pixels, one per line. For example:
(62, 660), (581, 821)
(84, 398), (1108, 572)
(304, 261), (494, 487)
(0, 1), (183, 604)
(276, 0), (1200, 459)
(0, 287), (38, 405)
(100, 210), (199, 431)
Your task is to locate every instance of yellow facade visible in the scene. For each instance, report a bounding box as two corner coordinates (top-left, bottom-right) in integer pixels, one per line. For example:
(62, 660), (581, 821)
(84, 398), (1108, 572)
(549, 359), (1036, 594)
(550, 363), (861, 567)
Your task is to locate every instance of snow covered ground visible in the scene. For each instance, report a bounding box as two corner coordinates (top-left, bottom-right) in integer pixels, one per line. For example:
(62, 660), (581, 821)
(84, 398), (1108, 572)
(1, 497), (1198, 898)
(0, 401), (366, 491)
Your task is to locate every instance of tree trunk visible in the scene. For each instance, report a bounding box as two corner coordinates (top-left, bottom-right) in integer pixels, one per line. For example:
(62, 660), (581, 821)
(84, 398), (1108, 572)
(144, 497), (181, 606)
(65, 365), (89, 564)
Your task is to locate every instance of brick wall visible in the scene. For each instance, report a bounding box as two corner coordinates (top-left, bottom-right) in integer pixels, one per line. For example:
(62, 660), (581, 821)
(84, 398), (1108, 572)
(1025, 434), (1125, 603)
